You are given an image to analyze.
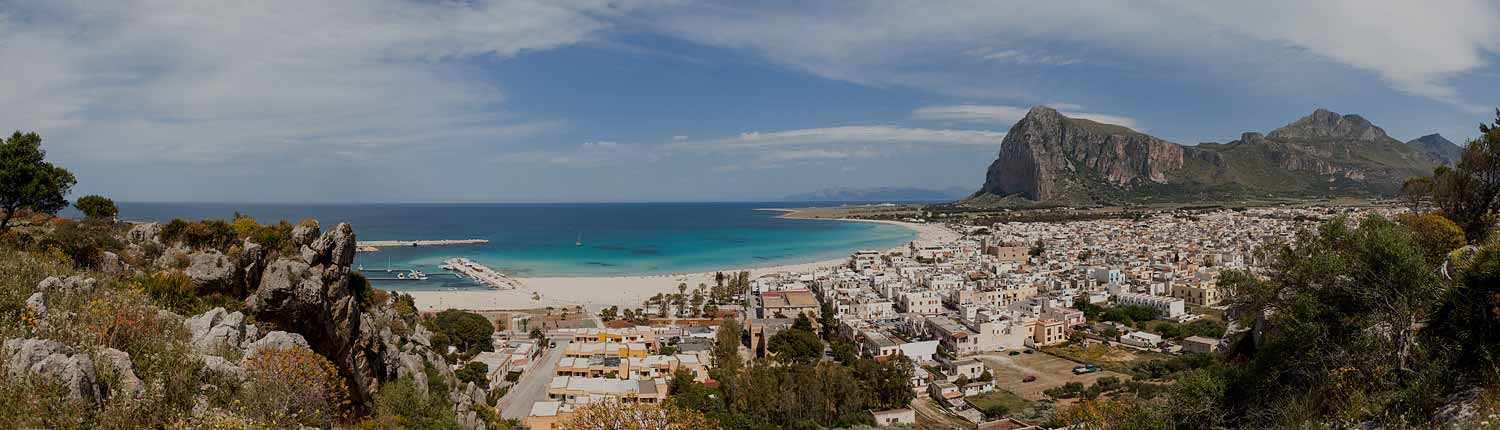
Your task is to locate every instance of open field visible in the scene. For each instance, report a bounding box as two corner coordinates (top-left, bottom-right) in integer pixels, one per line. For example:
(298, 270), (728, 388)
(965, 390), (1032, 418)
(976, 351), (1129, 401)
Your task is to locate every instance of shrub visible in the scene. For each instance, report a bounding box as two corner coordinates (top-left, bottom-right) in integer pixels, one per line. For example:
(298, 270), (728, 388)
(365, 376), (460, 430)
(431, 310), (494, 356)
(1397, 213), (1466, 264)
(241, 348), (350, 428)
(36, 219), (121, 269)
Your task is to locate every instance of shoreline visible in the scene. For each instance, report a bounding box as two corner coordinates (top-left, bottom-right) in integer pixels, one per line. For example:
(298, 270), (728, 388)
(408, 209), (956, 313)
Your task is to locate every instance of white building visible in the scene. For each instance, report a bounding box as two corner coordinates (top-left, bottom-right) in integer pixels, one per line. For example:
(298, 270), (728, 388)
(1113, 291), (1186, 318)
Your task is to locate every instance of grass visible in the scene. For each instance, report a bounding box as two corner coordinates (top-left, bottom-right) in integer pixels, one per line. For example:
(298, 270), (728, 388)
(1044, 344), (1171, 376)
(966, 390), (1032, 418)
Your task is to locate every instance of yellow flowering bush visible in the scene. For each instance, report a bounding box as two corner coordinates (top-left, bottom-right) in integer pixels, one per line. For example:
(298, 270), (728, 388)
(240, 347), (350, 427)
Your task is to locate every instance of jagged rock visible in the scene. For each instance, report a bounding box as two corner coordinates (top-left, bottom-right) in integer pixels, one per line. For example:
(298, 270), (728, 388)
(247, 259), (325, 322)
(398, 353), (429, 396)
(327, 223), (356, 267)
(36, 275), (96, 295)
(128, 222), (162, 243)
(185, 308), (254, 354)
(242, 331), (310, 362)
(979, 106), (1183, 203)
(98, 348), (143, 398)
(1435, 386), (1484, 429)
(199, 355), (246, 381)
(96, 251), (127, 276)
(185, 250), (239, 295)
(239, 239), (267, 295)
(25, 292), (46, 317)
(290, 220), (320, 247)
(3, 338), (98, 402)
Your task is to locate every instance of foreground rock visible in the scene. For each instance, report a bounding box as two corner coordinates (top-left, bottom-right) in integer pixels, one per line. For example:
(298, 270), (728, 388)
(3, 338), (99, 402)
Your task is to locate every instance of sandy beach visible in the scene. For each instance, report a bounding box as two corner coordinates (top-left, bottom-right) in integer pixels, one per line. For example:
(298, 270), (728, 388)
(408, 213), (957, 312)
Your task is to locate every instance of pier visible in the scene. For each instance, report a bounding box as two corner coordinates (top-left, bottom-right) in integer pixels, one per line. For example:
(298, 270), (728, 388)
(441, 258), (520, 289)
(356, 239), (488, 252)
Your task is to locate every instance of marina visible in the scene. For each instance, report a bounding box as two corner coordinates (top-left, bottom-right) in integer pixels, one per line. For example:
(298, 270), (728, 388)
(356, 239), (489, 252)
(440, 258), (521, 289)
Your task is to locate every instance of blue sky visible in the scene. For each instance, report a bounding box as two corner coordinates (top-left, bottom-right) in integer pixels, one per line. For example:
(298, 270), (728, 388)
(3, 0), (1499, 202)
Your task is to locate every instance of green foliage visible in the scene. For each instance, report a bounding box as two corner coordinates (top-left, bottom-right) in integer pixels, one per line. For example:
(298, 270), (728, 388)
(430, 309), (495, 357)
(74, 195), (118, 221)
(158, 218), (237, 251)
(1142, 319), (1225, 341)
(1397, 212), (1467, 264)
(1429, 111), (1500, 242)
(130, 271), (241, 316)
(368, 376), (461, 430)
(0, 131), (75, 231)
(1433, 242), (1500, 370)
(36, 219), (122, 269)
(456, 362), (489, 386)
(767, 326), (822, 365)
(1045, 382), (1086, 399)
(1102, 305), (1158, 324)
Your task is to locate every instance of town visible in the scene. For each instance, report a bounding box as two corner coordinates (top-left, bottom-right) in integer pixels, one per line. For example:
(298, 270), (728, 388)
(447, 204), (1405, 429)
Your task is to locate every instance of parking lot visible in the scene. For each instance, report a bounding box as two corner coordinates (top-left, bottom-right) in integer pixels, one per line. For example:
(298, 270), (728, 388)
(975, 351), (1127, 401)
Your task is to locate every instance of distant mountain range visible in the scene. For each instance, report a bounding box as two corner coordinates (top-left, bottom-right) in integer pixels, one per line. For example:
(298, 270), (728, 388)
(781, 186), (971, 202)
(966, 106), (1441, 206)
(1406, 133), (1463, 165)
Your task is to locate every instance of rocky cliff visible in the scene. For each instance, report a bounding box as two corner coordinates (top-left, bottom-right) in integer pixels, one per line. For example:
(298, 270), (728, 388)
(978, 106), (1185, 203)
(969, 107), (1436, 205)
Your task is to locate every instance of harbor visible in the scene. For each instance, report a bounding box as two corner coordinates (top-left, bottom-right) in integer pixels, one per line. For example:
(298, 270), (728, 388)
(440, 258), (521, 289)
(356, 239), (488, 252)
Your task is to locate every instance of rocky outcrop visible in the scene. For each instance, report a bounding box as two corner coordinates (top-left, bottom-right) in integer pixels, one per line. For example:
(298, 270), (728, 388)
(3, 338), (99, 402)
(98, 348), (144, 398)
(185, 250), (239, 295)
(979, 106), (1183, 202)
(127, 222), (162, 244)
(246, 221), (386, 403)
(185, 308), (258, 355)
(242, 331), (310, 360)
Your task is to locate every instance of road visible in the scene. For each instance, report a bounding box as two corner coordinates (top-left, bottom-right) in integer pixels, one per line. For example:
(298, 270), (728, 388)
(498, 337), (570, 419)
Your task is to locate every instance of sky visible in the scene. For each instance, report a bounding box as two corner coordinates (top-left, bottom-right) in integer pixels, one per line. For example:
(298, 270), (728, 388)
(3, 0), (1499, 203)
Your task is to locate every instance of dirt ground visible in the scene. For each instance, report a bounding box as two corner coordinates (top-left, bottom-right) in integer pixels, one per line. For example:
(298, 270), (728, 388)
(975, 351), (1129, 401)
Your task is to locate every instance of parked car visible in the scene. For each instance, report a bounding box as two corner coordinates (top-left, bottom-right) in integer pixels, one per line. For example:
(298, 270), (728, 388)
(1008, 351), (1021, 356)
(1022, 375), (1037, 383)
(1023, 349), (1035, 354)
(1072, 364), (1100, 375)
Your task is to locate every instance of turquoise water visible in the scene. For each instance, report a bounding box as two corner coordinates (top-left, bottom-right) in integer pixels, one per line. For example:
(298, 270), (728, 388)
(112, 202), (918, 290)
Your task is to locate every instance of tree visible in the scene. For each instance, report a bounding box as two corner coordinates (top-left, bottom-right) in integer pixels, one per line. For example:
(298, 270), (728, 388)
(456, 362), (489, 386)
(0, 131), (75, 231)
(1401, 176), (1433, 213)
(767, 327), (823, 365)
(1430, 110), (1500, 242)
(1397, 213), (1466, 264)
(74, 194), (117, 221)
(529, 328), (545, 342)
(432, 310), (495, 355)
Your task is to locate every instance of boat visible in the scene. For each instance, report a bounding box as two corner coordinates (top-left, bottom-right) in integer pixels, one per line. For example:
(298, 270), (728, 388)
(575, 233), (582, 247)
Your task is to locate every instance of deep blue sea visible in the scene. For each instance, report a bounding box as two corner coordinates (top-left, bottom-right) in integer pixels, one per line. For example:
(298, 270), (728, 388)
(100, 202), (921, 290)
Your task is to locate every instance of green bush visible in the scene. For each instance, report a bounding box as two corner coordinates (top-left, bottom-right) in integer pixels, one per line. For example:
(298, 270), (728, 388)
(456, 362), (489, 386)
(74, 195), (118, 221)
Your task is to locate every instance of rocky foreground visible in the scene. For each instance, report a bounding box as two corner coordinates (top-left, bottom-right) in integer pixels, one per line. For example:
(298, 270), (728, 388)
(3, 219), (493, 429)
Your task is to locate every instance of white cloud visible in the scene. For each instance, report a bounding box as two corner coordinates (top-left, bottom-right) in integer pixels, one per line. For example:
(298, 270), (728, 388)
(493, 141), (650, 167)
(682, 126), (1006, 150)
(0, 0), (654, 164)
(966, 47), (1081, 66)
(646, 1), (1500, 108)
(913, 105), (1140, 130)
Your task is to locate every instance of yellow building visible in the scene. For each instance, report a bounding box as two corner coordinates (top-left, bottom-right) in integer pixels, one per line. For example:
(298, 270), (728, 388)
(1031, 319), (1067, 347)
(1170, 281), (1222, 307)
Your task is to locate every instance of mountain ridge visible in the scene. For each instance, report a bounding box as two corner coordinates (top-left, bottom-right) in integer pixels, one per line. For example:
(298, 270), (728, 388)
(968, 106), (1437, 206)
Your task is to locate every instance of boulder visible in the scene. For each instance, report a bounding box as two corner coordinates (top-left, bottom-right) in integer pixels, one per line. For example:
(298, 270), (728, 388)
(200, 355), (246, 381)
(242, 331), (310, 362)
(98, 348), (143, 398)
(290, 220), (320, 247)
(185, 308), (253, 354)
(185, 250), (239, 295)
(127, 222), (162, 244)
(3, 338), (98, 402)
(96, 251), (127, 276)
(25, 292), (46, 318)
(36, 275), (96, 295)
(247, 259), (326, 322)
(397, 352), (429, 396)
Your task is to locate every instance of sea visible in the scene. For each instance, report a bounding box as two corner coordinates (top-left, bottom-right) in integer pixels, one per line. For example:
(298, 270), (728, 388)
(102, 202), (924, 291)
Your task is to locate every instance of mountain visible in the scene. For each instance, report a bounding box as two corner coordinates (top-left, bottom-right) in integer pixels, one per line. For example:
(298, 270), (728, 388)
(968, 107), (1435, 206)
(1406, 133), (1463, 165)
(782, 186), (970, 202)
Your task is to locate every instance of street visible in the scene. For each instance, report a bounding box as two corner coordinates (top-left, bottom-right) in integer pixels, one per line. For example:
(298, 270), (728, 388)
(497, 337), (570, 419)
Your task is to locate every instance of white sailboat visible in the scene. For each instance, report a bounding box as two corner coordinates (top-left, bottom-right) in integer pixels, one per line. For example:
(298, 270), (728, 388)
(575, 233), (582, 247)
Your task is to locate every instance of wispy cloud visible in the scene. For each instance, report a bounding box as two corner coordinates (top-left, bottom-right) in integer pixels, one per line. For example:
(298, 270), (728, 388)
(0, 0), (650, 164)
(493, 141), (657, 167)
(965, 47), (1081, 66)
(912, 105), (1140, 130)
(677, 126), (1006, 150)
